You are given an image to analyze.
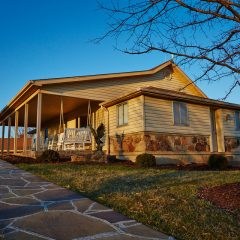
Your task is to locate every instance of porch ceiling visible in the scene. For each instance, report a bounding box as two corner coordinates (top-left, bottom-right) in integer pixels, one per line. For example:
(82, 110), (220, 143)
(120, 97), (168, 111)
(15, 94), (101, 127)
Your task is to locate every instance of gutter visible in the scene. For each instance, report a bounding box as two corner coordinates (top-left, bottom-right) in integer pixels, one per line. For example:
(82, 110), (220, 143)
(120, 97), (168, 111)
(101, 87), (240, 111)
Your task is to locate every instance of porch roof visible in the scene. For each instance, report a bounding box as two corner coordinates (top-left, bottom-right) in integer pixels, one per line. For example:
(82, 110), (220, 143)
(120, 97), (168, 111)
(0, 93), (101, 127)
(101, 86), (240, 111)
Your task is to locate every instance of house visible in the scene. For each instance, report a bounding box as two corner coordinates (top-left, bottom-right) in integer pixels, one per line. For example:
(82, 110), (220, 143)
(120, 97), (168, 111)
(0, 60), (239, 165)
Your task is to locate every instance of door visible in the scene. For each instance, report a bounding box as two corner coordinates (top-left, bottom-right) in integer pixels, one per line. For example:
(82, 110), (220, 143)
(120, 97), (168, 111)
(210, 109), (218, 152)
(80, 116), (88, 128)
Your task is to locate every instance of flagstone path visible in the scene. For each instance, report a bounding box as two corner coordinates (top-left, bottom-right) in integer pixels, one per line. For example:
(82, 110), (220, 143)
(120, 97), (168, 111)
(0, 160), (174, 240)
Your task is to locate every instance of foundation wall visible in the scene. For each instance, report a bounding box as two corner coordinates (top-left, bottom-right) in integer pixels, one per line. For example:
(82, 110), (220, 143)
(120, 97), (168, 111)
(109, 132), (240, 166)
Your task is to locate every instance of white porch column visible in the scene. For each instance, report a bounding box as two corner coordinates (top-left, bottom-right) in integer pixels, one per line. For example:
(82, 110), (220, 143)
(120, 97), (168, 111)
(215, 109), (225, 152)
(91, 112), (96, 150)
(23, 104), (29, 152)
(1, 122), (5, 155)
(36, 93), (42, 152)
(14, 111), (19, 154)
(7, 117), (11, 154)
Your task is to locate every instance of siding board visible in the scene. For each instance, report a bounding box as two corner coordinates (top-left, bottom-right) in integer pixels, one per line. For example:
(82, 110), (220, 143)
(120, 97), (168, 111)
(108, 97), (143, 136)
(42, 67), (203, 102)
(144, 96), (211, 135)
(222, 109), (240, 137)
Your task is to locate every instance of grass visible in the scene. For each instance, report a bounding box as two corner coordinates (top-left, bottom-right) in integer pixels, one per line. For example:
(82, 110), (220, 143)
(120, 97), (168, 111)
(18, 163), (240, 240)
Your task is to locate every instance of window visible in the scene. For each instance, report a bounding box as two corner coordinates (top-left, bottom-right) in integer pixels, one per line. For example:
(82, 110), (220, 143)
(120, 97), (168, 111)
(173, 101), (189, 126)
(235, 111), (240, 130)
(117, 102), (128, 126)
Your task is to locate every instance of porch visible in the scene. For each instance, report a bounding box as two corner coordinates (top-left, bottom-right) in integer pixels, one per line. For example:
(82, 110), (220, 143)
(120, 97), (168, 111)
(0, 91), (103, 156)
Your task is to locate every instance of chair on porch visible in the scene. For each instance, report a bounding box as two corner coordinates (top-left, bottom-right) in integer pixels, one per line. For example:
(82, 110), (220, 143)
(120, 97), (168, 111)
(48, 135), (58, 151)
(57, 133), (65, 151)
(47, 127), (65, 151)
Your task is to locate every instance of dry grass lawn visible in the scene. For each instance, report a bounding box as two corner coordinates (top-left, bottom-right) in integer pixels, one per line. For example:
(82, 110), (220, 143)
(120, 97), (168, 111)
(19, 163), (240, 240)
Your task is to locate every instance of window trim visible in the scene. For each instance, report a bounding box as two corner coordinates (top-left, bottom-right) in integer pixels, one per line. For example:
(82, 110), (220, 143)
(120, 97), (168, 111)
(116, 102), (128, 127)
(235, 111), (240, 131)
(172, 101), (189, 126)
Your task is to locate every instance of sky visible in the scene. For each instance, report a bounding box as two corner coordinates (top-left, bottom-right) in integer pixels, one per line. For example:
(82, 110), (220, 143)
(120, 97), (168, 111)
(0, 0), (239, 113)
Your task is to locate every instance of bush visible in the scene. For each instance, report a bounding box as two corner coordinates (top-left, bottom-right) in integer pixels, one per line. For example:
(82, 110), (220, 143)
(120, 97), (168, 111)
(208, 154), (228, 170)
(92, 150), (106, 162)
(2, 155), (37, 164)
(136, 153), (156, 167)
(39, 150), (60, 163)
(106, 155), (117, 163)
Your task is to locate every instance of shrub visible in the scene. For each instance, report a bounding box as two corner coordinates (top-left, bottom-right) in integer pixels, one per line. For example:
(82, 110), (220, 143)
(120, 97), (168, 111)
(92, 150), (106, 162)
(2, 155), (37, 164)
(39, 150), (60, 163)
(136, 153), (156, 167)
(90, 123), (105, 151)
(208, 154), (228, 170)
(107, 155), (117, 163)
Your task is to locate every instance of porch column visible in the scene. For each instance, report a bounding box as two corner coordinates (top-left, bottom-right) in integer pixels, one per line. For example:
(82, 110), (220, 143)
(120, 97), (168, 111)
(91, 112), (96, 150)
(23, 104), (29, 152)
(215, 109), (225, 152)
(7, 116), (11, 154)
(1, 122), (5, 155)
(36, 93), (42, 152)
(14, 111), (19, 154)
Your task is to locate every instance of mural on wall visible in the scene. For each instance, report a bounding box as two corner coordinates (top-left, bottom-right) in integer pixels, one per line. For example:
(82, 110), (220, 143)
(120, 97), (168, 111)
(110, 133), (210, 154)
(225, 137), (240, 152)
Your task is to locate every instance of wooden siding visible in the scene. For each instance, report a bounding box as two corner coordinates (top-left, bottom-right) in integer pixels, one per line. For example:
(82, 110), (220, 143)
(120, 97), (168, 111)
(144, 96), (211, 135)
(42, 67), (204, 102)
(108, 96), (143, 136)
(67, 119), (76, 128)
(222, 109), (240, 137)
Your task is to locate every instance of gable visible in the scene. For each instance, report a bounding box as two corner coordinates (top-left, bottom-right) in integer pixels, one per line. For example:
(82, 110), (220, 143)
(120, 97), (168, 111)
(172, 66), (206, 97)
(41, 65), (206, 102)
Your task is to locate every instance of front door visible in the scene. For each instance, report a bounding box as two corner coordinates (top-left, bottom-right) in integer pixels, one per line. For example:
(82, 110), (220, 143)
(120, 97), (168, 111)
(210, 109), (218, 152)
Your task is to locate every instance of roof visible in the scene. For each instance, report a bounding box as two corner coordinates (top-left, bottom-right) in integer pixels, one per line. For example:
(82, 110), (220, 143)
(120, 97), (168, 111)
(31, 60), (206, 97)
(101, 86), (240, 110)
(0, 60), (206, 121)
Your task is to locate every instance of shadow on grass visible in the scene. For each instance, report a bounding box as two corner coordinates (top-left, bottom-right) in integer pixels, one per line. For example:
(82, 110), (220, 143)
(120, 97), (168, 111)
(78, 170), (227, 198)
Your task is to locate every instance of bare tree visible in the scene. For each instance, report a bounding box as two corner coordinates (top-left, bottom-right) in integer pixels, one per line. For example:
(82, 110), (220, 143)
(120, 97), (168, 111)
(97, 0), (240, 99)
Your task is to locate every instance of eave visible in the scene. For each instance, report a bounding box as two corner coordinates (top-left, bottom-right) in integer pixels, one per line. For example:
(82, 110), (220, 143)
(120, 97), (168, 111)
(0, 82), (40, 122)
(31, 60), (174, 85)
(101, 86), (240, 111)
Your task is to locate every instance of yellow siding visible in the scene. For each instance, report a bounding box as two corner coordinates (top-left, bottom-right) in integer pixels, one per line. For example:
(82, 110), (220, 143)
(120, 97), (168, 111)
(222, 109), (240, 137)
(108, 96), (143, 136)
(67, 119), (76, 128)
(95, 108), (106, 127)
(42, 67), (203, 102)
(144, 97), (211, 135)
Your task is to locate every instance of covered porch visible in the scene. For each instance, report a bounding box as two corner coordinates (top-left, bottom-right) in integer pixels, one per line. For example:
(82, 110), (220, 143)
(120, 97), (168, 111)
(0, 91), (103, 157)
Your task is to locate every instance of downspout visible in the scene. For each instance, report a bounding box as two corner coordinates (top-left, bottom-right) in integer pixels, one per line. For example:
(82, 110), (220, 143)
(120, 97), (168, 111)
(106, 107), (110, 155)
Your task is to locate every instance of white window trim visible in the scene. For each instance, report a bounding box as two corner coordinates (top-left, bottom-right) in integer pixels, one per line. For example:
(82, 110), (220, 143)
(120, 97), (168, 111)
(116, 102), (128, 127)
(172, 101), (189, 126)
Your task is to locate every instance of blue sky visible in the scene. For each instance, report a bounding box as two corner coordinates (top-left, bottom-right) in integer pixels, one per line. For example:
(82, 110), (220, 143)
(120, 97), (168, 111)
(0, 0), (239, 111)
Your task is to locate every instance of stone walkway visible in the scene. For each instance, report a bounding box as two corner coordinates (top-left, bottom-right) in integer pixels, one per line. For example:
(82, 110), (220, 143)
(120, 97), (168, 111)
(0, 160), (173, 240)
